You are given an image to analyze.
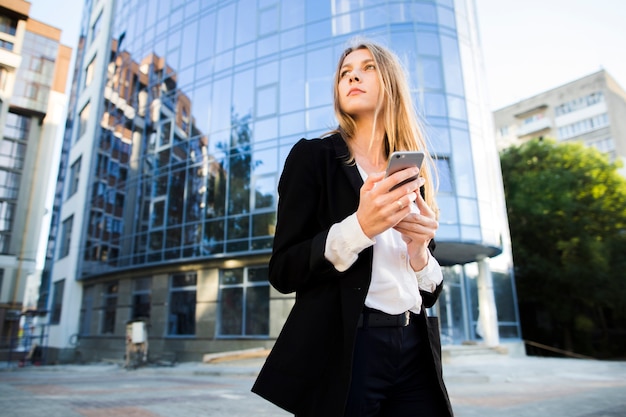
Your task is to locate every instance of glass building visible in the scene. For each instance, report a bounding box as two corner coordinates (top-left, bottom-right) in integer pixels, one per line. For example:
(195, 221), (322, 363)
(43, 0), (521, 362)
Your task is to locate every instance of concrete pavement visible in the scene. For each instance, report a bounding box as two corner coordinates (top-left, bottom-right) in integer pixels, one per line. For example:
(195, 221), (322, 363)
(1, 352), (625, 416)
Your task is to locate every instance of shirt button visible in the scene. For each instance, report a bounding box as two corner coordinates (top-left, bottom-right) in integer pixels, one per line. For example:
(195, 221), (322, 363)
(401, 254), (406, 260)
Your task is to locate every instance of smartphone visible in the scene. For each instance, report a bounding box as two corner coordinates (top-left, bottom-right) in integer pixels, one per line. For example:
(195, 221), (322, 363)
(385, 151), (424, 191)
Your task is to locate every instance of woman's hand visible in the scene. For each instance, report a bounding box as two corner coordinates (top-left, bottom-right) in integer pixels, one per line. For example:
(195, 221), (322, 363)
(393, 186), (439, 272)
(356, 167), (421, 239)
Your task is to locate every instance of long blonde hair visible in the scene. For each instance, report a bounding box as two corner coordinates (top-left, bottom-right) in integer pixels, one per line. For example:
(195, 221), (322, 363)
(329, 38), (438, 214)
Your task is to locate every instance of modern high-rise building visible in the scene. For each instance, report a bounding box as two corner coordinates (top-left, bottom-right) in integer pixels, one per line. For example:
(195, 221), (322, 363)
(0, 0), (71, 354)
(493, 70), (626, 176)
(42, 0), (520, 363)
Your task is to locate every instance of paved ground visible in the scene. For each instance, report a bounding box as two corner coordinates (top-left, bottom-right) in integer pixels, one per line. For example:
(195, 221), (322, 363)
(1, 353), (625, 417)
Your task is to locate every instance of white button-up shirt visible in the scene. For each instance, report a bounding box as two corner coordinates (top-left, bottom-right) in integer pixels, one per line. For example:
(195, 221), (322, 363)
(324, 166), (443, 314)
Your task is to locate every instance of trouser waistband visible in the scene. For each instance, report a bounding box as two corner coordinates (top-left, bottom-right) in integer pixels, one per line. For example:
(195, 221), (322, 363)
(357, 308), (416, 328)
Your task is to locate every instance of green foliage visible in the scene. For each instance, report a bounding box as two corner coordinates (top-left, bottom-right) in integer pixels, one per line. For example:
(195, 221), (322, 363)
(500, 138), (626, 358)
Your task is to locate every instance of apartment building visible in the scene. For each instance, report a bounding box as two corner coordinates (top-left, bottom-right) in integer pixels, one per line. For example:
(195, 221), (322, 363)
(0, 0), (72, 352)
(493, 70), (626, 174)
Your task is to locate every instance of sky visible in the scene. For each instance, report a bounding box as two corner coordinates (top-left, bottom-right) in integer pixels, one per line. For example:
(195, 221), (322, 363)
(27, 0), (626, 111)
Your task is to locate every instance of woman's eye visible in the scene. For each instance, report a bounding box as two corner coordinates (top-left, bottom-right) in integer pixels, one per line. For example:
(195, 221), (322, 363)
(340, 70), (350, 78)
(365, 64), (376, 71)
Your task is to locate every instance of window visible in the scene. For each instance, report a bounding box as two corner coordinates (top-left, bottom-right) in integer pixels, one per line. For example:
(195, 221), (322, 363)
(101, 282), (118, 334)
(557, 113), (610, 140)
(79, 285), (95, 335)
(78, 102), (90, 140)
(522, 113), (544, 125)
(554, 91), (605, 116)
(435, 157), (454, 194)
(0, 137), (26, 170)
(0, 169), (20, 200)
(167, 272), (196, 335)
(59, 215), (73, 258)
(218, 266), (269, 337)
(68, 157), (81, 198)
(131, 277), (152, 320)
(84, 56), (96, 88)
(0, 39), (14, 51)
(91, 12), (102, 44)
(50, 279), (65, 324)
(0, 201), (15, 253)
(0, 16), (17, 36)
(4, 111), (31, 141)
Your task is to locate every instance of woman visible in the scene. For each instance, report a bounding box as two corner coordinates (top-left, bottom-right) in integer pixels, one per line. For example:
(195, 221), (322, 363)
(252, 39), (453, 417)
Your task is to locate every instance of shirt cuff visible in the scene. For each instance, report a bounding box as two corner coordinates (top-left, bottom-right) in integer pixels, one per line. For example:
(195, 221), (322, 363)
(325, 213), (375, 272)
(415, 251), (443, 293)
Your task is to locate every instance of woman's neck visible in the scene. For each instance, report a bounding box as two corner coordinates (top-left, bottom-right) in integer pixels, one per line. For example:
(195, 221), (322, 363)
(350, 120), (387, 174)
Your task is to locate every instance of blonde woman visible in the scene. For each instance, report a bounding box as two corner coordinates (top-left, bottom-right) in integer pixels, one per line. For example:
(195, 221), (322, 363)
(253, 39), (453, 417)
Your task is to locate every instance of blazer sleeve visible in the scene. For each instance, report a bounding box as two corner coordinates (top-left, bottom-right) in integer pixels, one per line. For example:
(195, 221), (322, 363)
(269, 139), (343, 294)
(420, 240), (443, 308)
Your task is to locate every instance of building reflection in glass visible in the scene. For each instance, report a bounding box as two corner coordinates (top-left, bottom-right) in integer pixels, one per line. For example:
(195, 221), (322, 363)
(81, 40), (276, 277)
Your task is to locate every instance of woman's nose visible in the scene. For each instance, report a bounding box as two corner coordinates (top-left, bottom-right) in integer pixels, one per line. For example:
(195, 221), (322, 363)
(349, 73), (360, 83)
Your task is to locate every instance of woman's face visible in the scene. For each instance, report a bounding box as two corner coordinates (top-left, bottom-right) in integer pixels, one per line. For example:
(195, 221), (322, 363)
(337, 48), (381, 119)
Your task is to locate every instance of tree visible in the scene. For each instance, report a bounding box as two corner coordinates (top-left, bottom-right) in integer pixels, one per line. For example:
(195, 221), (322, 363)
(500, 138), (626, 358)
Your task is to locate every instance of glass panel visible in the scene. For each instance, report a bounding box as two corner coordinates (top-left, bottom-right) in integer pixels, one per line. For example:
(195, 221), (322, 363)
(281, 1), (305, 29)
(220, 287), (243, 334)
(438, 6), (456, 29)
(227, 215), (249, 240)
(252, 212), (276, 237)
(448, 95), (467, 121)
(435, 158), (453, 194)
(493, 271), (518, 324)
(254, 117), (278, 142)
(215, 3), (235, 54)
(363, 5), (387, 29)
(203, 220), (224, 253)
(421, 58), (443, 89)
(221, 268), (243, 285)
(450, 128), (476, 198)
(458, 197), (479, 226)
(196, 13), (216, 62)
(259, 6), (279, 36)
(280, 112), (305, 137)
(245, 285), (269, 335)
(132, 293), (151, 319)
(424, 93), (447, 117)
(417, 31), (441, 56)
(256, 84), (277, 118)
(168, 290), (196, 335)
(248, 267), (268, 282)
(253, 176), (276, 209)
(233, 69), (254, 115)
(440, 35), (464, 95)
(412, 3), (437, 23)
(172, 273), (197, 287)
(236, 0), (256, 44)
(280, 54), (306, 113)
(152, 200), (165, 227)
(280, 26), (305, 50)
(439, 269), (465, 344)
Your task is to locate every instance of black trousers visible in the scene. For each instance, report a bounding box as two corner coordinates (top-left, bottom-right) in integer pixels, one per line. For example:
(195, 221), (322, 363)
(344, 311), (448, 417)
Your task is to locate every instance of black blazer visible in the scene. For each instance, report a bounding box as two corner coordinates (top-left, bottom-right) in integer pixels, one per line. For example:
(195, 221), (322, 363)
(252, 134), (453, 417)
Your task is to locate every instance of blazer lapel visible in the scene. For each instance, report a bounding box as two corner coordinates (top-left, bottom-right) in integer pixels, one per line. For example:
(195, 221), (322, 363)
(331, 134), (363, 195)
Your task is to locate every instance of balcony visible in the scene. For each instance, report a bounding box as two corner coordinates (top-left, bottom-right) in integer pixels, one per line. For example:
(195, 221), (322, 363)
(517, 117), (552, 137)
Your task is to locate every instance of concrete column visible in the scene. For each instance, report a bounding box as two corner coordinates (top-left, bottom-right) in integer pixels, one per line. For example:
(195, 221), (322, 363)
(476, 256), (500, 347)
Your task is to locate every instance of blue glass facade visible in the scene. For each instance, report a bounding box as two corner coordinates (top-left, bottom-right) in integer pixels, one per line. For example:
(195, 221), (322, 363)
(44, 0), (520, 361)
